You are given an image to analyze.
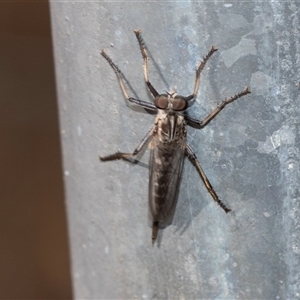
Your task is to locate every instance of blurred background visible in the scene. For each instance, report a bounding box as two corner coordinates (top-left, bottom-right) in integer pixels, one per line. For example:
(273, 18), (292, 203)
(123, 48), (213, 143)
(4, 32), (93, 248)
(0, 1), (72, 298)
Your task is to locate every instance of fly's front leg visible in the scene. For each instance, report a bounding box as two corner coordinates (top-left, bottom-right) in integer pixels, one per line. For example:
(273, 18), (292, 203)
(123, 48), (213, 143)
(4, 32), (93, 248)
(100, 126), (154, 162)
(186, 144), (231, 213)
(134, 29), (159, 97)
(186, 86), (251, 128)
(101, 50), (157, 111)
(185, 46), (218, 101)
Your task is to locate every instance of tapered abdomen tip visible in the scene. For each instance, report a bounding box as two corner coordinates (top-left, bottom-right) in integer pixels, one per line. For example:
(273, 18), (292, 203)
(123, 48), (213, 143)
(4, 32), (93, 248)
(152, 221), (159, 245)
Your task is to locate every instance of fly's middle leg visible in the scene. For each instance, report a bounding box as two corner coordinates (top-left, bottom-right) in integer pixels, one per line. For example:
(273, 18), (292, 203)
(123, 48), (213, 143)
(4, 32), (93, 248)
(186, 86), (251, 128)
(186, 144), (231, 213)
(100, 126), (154, 162)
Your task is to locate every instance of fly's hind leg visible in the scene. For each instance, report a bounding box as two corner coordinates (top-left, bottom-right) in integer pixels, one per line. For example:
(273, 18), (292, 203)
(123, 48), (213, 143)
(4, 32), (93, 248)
(186, 144), (231, 213)
(100, 126), (154, 162)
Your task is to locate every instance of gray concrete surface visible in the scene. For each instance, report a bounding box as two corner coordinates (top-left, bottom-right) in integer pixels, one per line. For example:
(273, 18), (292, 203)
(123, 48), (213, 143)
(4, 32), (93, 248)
(50, 1), (300, 299)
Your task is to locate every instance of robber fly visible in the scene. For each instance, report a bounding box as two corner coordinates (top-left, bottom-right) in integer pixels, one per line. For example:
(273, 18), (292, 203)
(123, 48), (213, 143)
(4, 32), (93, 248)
(100, 29), (250, 245)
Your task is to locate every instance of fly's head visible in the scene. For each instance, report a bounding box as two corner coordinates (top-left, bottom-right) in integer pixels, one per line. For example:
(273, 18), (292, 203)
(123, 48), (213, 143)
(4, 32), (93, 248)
(154, 92), (189, 114)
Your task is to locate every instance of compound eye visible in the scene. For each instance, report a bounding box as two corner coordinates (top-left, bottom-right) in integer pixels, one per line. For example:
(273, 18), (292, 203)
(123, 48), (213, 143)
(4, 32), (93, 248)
(155, 95), (168, 109)
(173, 96), (188, 111)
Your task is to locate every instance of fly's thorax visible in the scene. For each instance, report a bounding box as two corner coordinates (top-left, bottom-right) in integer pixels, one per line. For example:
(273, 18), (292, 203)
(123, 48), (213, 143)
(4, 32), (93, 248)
(154, 110), (186, 144)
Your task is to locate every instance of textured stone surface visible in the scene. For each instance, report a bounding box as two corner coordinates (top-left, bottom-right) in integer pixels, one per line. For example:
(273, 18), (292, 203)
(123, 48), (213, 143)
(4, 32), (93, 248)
(50, 1), (300, 299)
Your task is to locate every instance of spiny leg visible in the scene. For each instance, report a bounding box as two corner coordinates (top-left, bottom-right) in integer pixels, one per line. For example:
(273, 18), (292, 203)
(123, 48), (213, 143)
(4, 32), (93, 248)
(185, 46), (218, 101)
(101, 50), (156, 111)
(186, 86), (251, 128)
(100, 126), (154, 162)
(186, 144), (231, 213)
(134, 29), (159, 97)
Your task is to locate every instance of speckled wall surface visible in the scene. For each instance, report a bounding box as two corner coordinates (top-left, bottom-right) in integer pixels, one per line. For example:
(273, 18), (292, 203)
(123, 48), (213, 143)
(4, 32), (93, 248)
(50, 1), (300, 299)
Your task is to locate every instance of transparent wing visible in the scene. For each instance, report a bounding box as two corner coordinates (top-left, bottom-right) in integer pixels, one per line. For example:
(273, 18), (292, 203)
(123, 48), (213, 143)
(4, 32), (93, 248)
(149, 142), (185, 227)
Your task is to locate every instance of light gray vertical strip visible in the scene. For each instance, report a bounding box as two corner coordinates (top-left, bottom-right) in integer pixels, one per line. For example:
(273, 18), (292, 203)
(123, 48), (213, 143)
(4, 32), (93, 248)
(269, 2), (300, 299)
(50, 1), (299, 299)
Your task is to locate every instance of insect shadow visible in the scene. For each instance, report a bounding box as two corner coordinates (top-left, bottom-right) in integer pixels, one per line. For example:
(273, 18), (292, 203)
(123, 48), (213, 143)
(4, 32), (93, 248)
(100, 29), (250, 245)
